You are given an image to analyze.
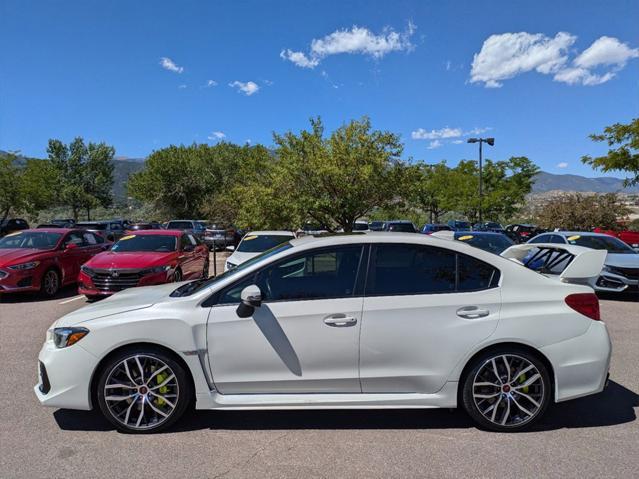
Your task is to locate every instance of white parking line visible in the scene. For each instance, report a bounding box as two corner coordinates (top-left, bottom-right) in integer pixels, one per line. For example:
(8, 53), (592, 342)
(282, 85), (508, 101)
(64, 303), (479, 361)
(59, 295), (84, 305)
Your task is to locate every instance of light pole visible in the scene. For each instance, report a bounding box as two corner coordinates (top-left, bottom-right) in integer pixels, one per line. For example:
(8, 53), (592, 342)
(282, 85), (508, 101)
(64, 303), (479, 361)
(467, 137), (494, 224)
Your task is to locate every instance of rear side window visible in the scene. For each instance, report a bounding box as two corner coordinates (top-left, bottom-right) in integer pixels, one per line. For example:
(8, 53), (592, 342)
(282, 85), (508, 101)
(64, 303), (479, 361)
(367, 244), (456, 295)
(366, 244), (499, 296)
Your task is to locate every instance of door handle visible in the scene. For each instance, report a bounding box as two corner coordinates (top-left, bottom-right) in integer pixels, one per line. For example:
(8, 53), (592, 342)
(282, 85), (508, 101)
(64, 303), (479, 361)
(456, 306), (490, 319)
(323, 314), (357, 327)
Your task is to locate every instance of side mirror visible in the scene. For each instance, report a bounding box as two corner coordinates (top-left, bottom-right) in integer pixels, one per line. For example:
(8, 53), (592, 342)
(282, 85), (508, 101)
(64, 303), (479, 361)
(236, 284), (262, 318)
(65, 242), (78, 250)
(226, 245), (235, 252)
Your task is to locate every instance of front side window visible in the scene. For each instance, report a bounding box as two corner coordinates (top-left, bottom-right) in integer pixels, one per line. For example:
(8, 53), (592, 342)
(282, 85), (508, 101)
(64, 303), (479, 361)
(64, 232), (84, 247)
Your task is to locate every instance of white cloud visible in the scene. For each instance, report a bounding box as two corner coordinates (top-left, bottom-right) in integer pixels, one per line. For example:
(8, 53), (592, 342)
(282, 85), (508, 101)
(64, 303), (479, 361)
(229, 80), (260, 96)
(204, 80), (218, 87)
(471, 32), (638, 87)
(451, 139), (463, 144)
(427, 140), (443, 149)
(208, 131), (226, 140)
(412, 127), (462, 140)
(160, 57), (184, 73)
(466, 127), (492, 135)
(281, 22), (415, 69)
(557, 162), (568, 168)
(178, 84), (187, 89)
(470, 32), (575, 87)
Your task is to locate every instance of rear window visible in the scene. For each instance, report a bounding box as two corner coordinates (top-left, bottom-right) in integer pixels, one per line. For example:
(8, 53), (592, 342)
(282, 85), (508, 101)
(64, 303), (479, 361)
(167, 221), (194, 230)
(237, 234), (293, 253)
(76, 223), (107, 230)
(566, 235), (635, 254)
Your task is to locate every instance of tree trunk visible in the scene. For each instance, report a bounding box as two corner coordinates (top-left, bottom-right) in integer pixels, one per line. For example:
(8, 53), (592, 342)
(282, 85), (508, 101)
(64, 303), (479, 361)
(1, 207), (10, 225)
(86, 206), (91, 221)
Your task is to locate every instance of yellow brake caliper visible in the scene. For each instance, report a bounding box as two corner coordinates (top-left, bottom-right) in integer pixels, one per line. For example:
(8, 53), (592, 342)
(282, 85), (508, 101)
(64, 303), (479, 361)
(517, 373), (529, 393)
(155, 372), (168, 406)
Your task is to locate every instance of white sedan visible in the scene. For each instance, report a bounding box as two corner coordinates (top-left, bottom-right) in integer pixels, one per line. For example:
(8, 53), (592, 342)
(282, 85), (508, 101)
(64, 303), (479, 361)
(224, 230), (296, 271)
(35, 233), (611, 433)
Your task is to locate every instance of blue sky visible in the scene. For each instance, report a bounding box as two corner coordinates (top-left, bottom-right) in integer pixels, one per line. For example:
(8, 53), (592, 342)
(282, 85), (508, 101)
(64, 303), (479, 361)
(1, 0), (638, 177)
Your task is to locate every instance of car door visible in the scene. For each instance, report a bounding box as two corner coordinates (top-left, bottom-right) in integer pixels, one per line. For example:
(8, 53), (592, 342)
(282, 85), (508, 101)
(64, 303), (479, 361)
(58, 231), (86, 283)
(178, 234), (196, 277)
(207, 244), (365, 394)
(359, 243), (501, 394)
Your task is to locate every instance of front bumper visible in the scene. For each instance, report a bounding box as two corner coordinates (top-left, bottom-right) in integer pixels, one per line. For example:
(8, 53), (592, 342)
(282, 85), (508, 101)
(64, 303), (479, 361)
(78, 270), (170, 296)
(0, 267), (40, 293)
(591, 271), (638, 293)
(540, 321), (612, 402)
(34, 340), (97, 410)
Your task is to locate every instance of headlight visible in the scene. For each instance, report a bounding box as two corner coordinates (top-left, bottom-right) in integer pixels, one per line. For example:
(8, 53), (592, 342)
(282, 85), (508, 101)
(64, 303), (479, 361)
(9, 261), (40, 271)
(80, 265), (95, 277)
(140, 265), (171, 275)
(53, 327), (89, 348)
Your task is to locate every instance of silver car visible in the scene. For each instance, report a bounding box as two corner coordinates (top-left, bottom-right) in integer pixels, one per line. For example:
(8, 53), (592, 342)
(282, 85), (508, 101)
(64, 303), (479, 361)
(527, 231), (639, 293)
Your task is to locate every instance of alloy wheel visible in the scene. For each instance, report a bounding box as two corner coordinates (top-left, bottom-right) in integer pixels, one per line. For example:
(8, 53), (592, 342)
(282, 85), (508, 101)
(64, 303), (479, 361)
(472, 354), (545, 428)
(42, 270), (59, 296)
(103, 354), (179, 431)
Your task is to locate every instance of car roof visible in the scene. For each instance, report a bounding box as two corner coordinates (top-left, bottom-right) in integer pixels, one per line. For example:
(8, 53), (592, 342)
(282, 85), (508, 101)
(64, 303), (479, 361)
(549, 231), (605, 237)
(456, 231), (507, 236)
(245, 230), (296, 236)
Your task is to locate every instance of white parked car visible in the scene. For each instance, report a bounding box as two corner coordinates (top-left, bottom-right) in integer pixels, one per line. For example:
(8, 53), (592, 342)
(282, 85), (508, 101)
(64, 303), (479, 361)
(35, 233), (611, 433)
(527, 231), (639, 293)
(224, 231), (296, 271)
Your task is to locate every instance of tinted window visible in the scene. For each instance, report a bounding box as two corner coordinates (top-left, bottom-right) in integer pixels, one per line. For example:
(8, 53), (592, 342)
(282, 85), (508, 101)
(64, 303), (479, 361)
(528, 235), (549, 244)
(237, 234), (294, 253)
(0, 231), (62, 249)
(458, 254), (499, 291)
(256, 245), (363, 301)
(64, 232), (84, 247)
(549, 235), (566, 244)
(180, 235), (191, 250)
(566, 235), (635, 254)
(76, 223), (107, 230)
(367, 244), (456, 296)
(455, 233), (514, 254)
(387, 223), (416, 233)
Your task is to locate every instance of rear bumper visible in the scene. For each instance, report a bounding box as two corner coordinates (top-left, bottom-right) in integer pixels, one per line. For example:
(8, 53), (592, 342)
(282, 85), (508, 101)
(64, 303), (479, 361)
(34, 340), (97, 410)
(541, 321), (612, 402)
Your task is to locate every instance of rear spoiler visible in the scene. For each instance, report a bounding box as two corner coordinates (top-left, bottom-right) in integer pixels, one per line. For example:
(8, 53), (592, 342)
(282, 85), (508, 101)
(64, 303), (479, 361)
(500, 243), (606, 282)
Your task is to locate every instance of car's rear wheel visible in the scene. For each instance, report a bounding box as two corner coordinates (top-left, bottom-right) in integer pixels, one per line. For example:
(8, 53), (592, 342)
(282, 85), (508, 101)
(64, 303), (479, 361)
(461, 348), (551, 432)
(40, 269), (60, 297)
(173, 268), (182, 282)
(96, 348), (192, 433)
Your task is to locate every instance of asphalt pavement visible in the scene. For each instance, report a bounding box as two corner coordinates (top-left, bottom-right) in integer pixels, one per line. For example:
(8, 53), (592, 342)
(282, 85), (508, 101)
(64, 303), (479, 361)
(0, 254), (637, 478)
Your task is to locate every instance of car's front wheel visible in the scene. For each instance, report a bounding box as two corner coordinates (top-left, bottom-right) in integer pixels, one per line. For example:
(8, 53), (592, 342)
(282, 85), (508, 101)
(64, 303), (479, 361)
(461, 348), (551, 432)
(96, 348), (192, 433)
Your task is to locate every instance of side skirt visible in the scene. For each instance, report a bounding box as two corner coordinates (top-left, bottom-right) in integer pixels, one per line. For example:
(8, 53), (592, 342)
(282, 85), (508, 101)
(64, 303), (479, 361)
(194, 382), (458, 410)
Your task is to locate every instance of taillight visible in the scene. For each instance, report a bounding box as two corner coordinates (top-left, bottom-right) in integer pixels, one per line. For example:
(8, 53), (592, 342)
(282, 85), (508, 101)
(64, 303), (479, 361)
(565, 293), (600, 321)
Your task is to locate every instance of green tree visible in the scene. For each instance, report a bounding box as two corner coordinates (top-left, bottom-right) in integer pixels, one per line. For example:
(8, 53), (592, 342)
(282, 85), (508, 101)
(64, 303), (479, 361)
(0, 154), (24, 223)
(270, 117), (405, 232)
(405, 161), (458, 223)
(535, 193), (630, 230)
(582, 118), (639, 186)
(47, 137), (115, 220)
(128, 143), (271, 221)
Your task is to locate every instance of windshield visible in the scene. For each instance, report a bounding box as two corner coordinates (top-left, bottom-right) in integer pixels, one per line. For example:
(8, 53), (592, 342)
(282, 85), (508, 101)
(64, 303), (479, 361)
(388, 223), (415, 232)
(171, 242), (293, 296)
(0, 231), (62, 250)
(567, 235), (635, 254)
(237, 234), (293, 252)
(167, 221), (193, 229)
(352, 223), (369, 231)
(112, 235), (177, 252)
(456, 233), (514, 254)
(76, 223), (107, 230)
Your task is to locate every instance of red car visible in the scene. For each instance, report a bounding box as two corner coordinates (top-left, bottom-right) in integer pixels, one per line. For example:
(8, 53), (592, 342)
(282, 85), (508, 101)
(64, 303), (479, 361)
(0, 228), (110, 297)
(78, 230), (209, 298)
(594, 227), (639, 252)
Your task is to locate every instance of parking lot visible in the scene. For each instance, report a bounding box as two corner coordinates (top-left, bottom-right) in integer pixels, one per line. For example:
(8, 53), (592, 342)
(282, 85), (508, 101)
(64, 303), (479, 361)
(0, 251), (637, 478)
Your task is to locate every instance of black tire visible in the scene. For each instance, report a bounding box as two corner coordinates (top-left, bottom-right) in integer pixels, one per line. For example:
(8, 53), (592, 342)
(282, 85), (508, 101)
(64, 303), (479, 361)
(461, 347), (551, 432)
(96, 347), (192, 433)
(173, 268), (182, 282)
(40, 268), (60, 298)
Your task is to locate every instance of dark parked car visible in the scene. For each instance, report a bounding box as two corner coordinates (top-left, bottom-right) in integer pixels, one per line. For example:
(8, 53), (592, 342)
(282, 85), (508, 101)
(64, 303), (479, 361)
(166, 220), (207, 239)
(368, 221), (386, 231)
(202, 224), (237, 250)
(447, 220), (471, 231)
(50, 218), (75, 228)
(505, 224), (545, 243)
(421, 223), (452, 234)
(126, 222), (163, 232)
(0, 218), (29, 237)
(384, 220), (417, 233)
(75, 221), (126, 242)
(454, 231), (514, 254)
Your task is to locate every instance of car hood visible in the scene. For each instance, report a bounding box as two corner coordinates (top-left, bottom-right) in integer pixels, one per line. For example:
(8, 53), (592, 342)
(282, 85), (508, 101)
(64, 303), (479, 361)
(85, 251), (176, 269)
(56, 282), (180, 326)
(605, 253), (639, 268)
(227, 250), (260, 265)
(0, 248), (49, 267)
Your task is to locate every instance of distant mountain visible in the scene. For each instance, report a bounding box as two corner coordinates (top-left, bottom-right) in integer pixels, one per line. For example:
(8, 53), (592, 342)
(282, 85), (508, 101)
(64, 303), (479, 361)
(531, 171), (639, 193)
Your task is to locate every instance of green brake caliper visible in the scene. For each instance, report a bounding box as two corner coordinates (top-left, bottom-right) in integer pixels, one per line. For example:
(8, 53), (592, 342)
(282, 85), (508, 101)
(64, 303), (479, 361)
(517, 373), (529, 393)
(155, 372), (168, 406)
